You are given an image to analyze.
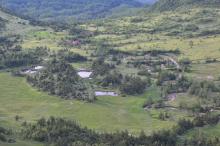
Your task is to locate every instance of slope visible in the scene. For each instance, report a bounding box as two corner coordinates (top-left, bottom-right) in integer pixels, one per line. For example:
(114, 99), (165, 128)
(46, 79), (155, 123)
(0, 0), (144, 22)
(150, 0), (220, 12)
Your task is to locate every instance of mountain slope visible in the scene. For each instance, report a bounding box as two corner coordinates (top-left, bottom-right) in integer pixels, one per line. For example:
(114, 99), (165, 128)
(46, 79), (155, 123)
(0, 16), (6, 32)
(1, 0), (145, 22)
(151, 0), (220, 11)
(0, 7), (44, 36)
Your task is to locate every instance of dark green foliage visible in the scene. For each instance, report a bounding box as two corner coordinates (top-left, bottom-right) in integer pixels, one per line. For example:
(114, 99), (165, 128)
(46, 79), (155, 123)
(138, 70), (150, 76)
(149, 130), (177, 146)
(0, 127), (8, 142)
(20, 113), (220, 146)
(27, 59), (95, 101)
(176, 76), (192, 92)
(151, 0), (220, 12)
(157, 71), (177, 85)
(1, 49), (43, 68)
(199, 29), (220, 36)
(143, 97), (154, 108)
(1, 0), (143, 22)
(94, 40), (112, 57)
(57, 49), (87, 63)
(0, 126), (14, 143)
(0, 36), (47, 69)
(189, 81), (219, 98)
(158, 111), (170, 120)
(22, 117), (136, 146)
(69, 26), (93, 40)
(205, 58), (217, 64)
(184, 136), (220, 146)
(92, 58), (112, 76)
(162, 76), (192, 95)
(0, 17), (7, 32)
(22, 117), (100, 145)
(0, 35), (20, 50)
(184, 24), (199, 32)
(174, 114), (219, 138)
(193, 114), (220, 127)
(101, 72), (123, 87)
(146, 49), (180, 56)
(179, 58), (191, 72)
(120, 76), (149, 95)
(174, 119), (194, 135)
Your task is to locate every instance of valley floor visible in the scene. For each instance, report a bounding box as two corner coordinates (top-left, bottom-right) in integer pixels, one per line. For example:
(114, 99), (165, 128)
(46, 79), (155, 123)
(0, 72), (174, 135)
(1, 4), (220, 146)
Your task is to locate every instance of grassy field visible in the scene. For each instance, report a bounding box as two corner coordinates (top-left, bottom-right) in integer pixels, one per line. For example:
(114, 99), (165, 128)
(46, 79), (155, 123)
(85, 8), (220, 61)
(21, 29), (66, 50)
(2, 6), (220, 62)
(0, 72), (181, 135)
(188, 62), (220, 80)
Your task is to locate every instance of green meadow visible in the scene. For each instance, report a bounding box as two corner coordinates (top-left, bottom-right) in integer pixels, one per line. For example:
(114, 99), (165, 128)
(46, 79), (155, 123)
(0, 73), (179, 135)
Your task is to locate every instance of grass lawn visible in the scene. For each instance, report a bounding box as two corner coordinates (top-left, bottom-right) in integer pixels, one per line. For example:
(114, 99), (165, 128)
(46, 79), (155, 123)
(0, 72), (178, 135)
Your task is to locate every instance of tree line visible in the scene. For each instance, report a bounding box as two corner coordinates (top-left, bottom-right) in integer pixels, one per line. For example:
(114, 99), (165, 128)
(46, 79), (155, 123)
(20, 113), (220, 146)
(0, 35), (48, 69)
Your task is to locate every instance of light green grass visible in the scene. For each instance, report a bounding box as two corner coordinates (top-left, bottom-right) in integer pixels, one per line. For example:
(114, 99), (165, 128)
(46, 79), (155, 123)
(87, 8), (220, 61)
(0, 72), (176, 135)
(22, 29), (66, 50)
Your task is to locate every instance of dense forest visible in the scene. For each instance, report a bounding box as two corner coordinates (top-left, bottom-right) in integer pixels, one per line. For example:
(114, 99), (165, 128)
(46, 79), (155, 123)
(1, 0), (146, 22)
(151, 0), (220, 11)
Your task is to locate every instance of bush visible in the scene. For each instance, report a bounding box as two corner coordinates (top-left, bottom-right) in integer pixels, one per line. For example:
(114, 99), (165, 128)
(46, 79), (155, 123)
(157, 71), (176, 85)
(189, 81), (219, 98)
(92, 58), (112, 76)
(138, 70), (150, 76)
(57, 49), (87, 63)
(101, 72), (123, 87)
(119, 76), (149, 95)
(184, 24), (199, 32)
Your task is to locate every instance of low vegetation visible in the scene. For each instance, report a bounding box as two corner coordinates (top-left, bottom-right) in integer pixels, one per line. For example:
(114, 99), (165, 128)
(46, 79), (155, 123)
(19, 114), (220, 146)
(1, 0), (220, 145)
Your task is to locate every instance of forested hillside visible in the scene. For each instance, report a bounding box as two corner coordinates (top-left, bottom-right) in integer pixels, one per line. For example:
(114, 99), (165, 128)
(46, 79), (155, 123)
(1, 0), (146, 22)
(0, 17), (6, 32)
(151, 0), (220, 11)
